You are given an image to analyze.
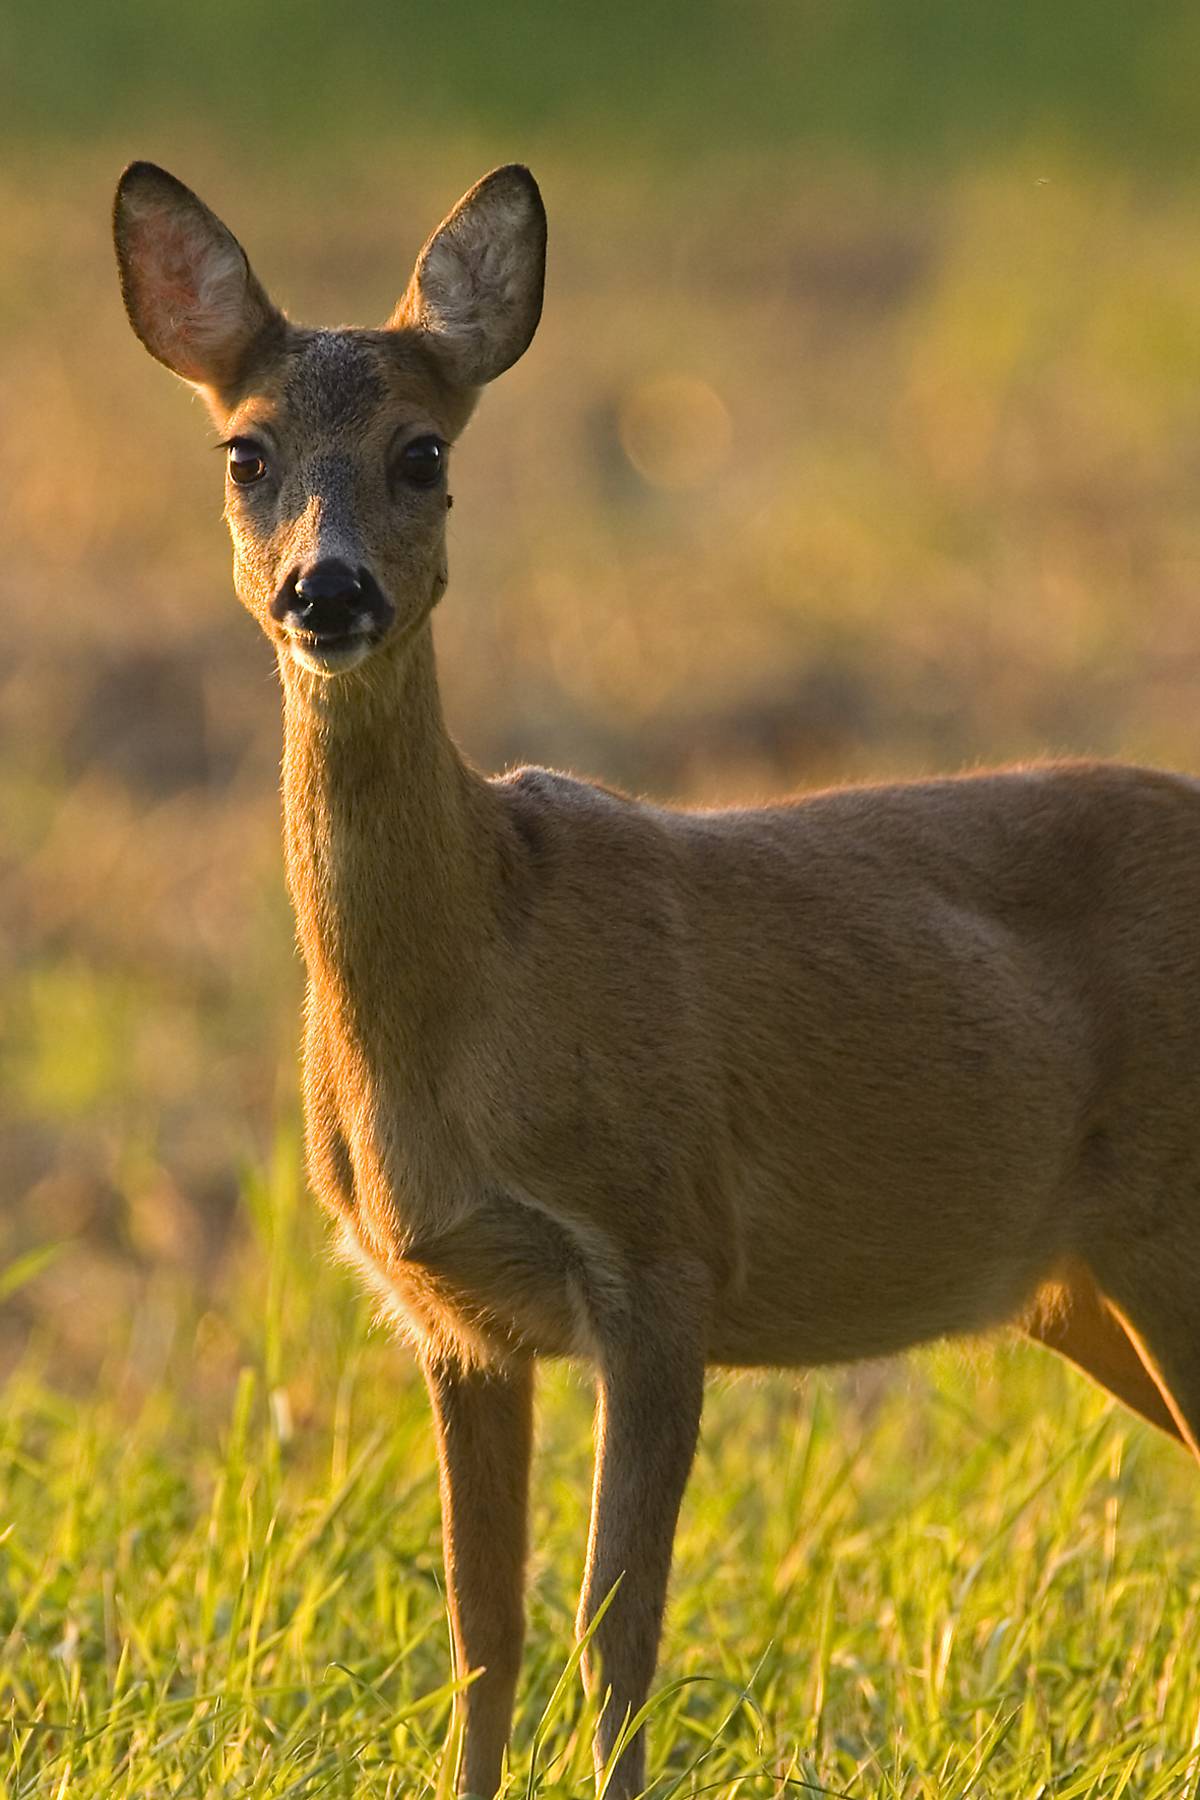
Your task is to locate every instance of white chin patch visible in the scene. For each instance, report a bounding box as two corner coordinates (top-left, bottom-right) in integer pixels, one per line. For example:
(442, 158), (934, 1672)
(287, 635), (373, 677)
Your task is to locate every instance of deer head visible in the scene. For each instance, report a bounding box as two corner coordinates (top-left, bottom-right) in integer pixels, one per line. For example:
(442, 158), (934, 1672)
(114, 163), (546, 677)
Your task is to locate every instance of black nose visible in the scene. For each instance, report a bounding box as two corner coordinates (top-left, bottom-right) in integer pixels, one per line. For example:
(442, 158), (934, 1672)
(271, 559), (363, 635)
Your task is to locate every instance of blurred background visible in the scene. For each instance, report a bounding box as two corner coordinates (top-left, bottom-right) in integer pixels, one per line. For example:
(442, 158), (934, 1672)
(4, 0), (1200, 1382)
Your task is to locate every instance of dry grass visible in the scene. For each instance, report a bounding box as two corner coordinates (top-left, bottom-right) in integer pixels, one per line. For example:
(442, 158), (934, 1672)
(4, 143), (1200, 1364)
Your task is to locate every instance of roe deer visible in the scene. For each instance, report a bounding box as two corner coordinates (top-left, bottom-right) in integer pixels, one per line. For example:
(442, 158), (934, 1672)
(114, 161), (1200, 1798)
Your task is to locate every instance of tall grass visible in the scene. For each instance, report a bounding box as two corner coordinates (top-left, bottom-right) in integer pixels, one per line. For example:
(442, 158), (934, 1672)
(3, 1133), (1200, 1797)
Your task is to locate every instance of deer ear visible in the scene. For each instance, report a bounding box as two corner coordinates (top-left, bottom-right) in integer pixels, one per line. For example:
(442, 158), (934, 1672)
(113, 162), (285, 397)
(392, 165), (546, 388)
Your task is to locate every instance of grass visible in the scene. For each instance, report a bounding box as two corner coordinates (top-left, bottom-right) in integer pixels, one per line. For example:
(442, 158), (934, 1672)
(4, 1130), (1200, 1798)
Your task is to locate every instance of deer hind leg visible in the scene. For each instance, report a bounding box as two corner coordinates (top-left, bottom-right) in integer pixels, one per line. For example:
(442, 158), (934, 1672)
(1086, 1258), (1200, 1461)
(1025, 1261), (1186, 1446)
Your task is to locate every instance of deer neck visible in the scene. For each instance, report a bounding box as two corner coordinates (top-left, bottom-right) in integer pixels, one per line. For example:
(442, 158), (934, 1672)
(279, 625), (500, 1075)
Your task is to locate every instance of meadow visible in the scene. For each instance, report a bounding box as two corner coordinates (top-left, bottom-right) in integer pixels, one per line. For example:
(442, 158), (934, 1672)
(6, 1143), (1200, 1797)
(6, 3), (1200, 1791)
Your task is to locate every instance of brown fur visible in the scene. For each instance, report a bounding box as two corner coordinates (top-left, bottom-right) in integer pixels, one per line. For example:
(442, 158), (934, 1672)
(115, 161), (1200, 1798)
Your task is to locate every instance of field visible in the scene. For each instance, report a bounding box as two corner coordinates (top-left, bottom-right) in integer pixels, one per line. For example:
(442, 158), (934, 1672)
(6, 3), (1200, 1794)
(6, 1149), (1200, 1798)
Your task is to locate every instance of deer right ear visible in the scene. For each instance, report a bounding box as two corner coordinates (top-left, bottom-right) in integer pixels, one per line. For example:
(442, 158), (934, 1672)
(113, 162), (284, 398)
(392, 165), (547, 388)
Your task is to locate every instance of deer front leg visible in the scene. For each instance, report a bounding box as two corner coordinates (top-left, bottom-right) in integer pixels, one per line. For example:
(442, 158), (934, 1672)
(576, 1273), (708, 1798)
(424, 1355), (535, 1798)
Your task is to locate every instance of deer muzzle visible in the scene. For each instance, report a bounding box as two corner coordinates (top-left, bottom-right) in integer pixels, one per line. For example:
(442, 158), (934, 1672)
(272, 559), (396, 674)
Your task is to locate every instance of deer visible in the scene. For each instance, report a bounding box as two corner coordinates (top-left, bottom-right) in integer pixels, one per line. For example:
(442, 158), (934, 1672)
(113, 160), (1200, 1798)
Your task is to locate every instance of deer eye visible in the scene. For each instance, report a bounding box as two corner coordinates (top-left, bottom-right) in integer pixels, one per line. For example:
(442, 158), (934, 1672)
(228, 441), (268, 486)
(397, 436), (445, 487)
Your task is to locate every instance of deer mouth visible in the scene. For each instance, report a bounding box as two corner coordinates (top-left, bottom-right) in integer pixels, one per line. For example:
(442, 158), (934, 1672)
(284, 626), (380, 676)
(271, 563), (396, 676)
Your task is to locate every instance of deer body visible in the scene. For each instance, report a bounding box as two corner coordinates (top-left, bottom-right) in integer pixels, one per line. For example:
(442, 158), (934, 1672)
(288, 648), (1200, 1373)
(115, 162), (1200, 1798)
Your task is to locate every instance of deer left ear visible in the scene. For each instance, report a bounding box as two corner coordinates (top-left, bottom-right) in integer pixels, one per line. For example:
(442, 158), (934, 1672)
(392, 165), (546, 388)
